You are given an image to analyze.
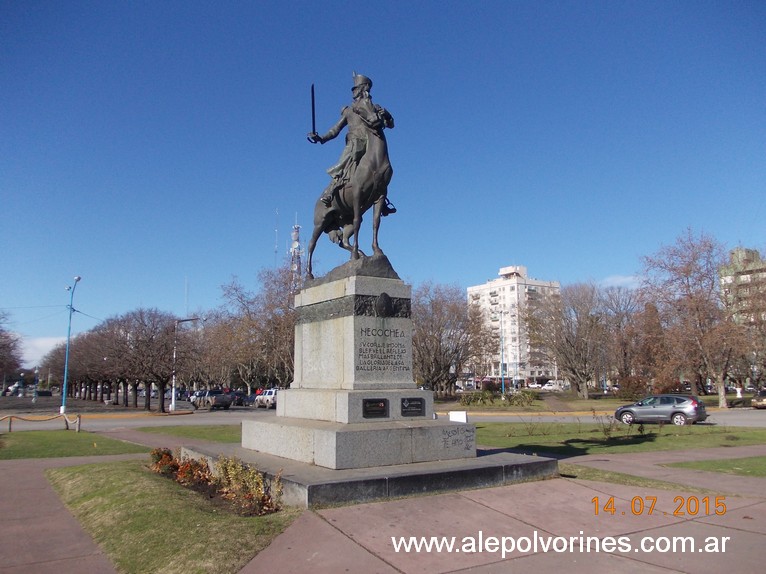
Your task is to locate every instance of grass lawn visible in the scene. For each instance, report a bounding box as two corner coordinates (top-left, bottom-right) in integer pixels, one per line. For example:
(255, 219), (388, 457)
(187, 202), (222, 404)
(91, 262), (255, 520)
(19, 420), (759, 463)
(436, 389), (760, 414)
(135, 424), (241, 443)
(475, 421), (766, 456)
(0, 430), (149, 459)
(558, 463), (717, 493)
(14, 418), (764, 574)
(550, 395), (628, 411)
(47, 459), (299, 574)
(666, 456), (766, 477)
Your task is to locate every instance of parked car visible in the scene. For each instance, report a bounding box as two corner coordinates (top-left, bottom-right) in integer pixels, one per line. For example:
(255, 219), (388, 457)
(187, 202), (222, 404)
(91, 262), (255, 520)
(254, 389), (278, 409)
(615, 394), (707, 426)
(229, 391), (253, 406)
(541, 382), (557, 391)
(752, 390), (766, 409)
(191, 389), (232, 410)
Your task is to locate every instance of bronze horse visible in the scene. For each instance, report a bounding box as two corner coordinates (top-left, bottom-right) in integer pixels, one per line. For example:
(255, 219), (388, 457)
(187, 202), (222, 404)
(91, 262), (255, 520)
(306, 121), (393, 280)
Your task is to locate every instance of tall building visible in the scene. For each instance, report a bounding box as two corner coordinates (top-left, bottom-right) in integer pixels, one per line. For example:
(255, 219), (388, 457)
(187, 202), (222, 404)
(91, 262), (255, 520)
(467, 266), (560, 385)
(720, 247), (766, 325)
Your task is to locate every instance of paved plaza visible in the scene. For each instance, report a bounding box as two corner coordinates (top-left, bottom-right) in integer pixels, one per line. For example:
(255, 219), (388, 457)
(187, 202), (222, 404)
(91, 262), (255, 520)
(1, 408), (764, 573)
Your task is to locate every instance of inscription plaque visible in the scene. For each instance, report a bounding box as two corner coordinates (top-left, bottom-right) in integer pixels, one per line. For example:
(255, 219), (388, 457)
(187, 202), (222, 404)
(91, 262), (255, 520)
(362, 398), (389, 419)
(401, 398), (425, 417)
(356, 327), (411, 376)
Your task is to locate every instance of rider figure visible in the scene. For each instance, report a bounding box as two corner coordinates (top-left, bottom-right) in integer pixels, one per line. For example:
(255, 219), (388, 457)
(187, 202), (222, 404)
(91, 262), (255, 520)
(308, 73), (396, 216)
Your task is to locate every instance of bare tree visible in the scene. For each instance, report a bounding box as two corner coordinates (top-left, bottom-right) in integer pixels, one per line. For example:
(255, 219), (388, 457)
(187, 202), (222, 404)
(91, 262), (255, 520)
(465, 304), (498, 383)
(526, 282), (606, 398)
(41, 309), (200, 410)
(256, 264), (297, 387)
(412, 282), (485, 395)
(626, 301), (671, 390)
(0, 311), (23, 382)
(641, 229), (746, 407)
(601, 286), (640, 382)
(95, 316), (137, 406)
(190, 311), (233, 391)
(220, 262), (297, 390)
(40, 342), (66, 391)
(119, 308), (176, 412)
(70, 330), (110, 402)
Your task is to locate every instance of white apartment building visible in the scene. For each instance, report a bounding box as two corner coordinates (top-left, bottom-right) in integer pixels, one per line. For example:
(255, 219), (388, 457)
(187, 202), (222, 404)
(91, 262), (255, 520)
(467, 266), (560, 385)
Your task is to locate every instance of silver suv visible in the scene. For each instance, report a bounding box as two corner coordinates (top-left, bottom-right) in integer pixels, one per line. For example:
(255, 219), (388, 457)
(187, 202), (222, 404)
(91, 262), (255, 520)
(615, 394), (707, 426)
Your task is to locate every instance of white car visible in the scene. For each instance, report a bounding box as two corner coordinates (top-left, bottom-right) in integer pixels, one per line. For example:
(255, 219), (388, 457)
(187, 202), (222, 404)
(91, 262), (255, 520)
(541, 382), (557, 391)
(254, 389), (278, 409)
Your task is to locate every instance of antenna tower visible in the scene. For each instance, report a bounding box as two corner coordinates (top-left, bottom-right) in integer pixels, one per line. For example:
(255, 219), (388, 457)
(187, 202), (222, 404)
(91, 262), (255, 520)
(274, 209), (279, 267)
(290, 215), (304, 292)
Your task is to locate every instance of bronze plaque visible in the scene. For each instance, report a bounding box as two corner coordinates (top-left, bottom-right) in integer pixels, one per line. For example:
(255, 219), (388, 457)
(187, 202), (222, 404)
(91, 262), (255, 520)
(362, 398), (389, 418)
(401, 398), (425, 417)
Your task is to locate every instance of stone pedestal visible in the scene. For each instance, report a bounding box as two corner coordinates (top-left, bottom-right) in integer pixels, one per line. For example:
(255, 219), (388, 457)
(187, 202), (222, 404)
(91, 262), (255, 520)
(242, 418), (475, 470)
(242, 255), (476, 470)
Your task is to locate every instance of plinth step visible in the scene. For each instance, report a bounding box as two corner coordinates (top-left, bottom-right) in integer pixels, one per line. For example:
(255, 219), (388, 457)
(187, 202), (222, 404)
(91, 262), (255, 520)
(181, 443), (558, 508)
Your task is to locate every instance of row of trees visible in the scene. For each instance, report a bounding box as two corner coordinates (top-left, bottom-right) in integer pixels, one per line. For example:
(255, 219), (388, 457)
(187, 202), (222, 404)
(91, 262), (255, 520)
(36, 267), (493, 409)
(30, 229), (765, 410)
(0, 311), (23, 382)
(39, 266), (297, 412)
(527, 230), (765, 407)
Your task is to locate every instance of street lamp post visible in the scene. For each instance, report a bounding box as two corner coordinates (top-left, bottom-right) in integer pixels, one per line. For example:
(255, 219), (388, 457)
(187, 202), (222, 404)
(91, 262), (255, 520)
(171, 317), (201, 412)
(499, 311), (506, 396)
(61, 276), (81, 414)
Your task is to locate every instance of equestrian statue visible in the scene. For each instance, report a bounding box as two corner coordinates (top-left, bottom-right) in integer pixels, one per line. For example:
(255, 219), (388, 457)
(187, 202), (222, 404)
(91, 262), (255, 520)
(306, 72), (396, 280)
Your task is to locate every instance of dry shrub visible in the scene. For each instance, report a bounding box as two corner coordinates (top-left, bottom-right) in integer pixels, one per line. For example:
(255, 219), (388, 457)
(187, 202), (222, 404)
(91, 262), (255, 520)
(148, 450), (283, 516)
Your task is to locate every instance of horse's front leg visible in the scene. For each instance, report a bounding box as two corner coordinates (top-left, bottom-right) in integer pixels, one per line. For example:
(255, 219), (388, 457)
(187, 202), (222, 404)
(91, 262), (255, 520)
(306, 225), (323, 280)
(340, 224), (365, 256)
(351, 200), (362, 260)
(372, 195), (384, 256)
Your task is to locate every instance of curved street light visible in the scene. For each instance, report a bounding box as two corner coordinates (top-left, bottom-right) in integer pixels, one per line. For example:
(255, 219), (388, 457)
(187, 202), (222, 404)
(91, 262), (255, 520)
(60, 276), (81, 414)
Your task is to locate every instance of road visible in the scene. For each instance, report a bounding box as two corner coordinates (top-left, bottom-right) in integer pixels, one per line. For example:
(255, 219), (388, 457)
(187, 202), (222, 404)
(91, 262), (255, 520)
(349, 405), (766, 427)
(3, 402), (766, 432)
(456, 409), (766, 426)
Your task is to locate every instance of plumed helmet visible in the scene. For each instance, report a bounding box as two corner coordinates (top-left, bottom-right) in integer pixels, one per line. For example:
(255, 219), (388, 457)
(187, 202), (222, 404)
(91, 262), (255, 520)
(352, 71), (372, 90)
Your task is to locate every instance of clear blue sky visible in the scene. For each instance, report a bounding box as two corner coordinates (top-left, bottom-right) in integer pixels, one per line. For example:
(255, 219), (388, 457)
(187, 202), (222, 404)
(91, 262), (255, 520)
(2, 1), (764, 368)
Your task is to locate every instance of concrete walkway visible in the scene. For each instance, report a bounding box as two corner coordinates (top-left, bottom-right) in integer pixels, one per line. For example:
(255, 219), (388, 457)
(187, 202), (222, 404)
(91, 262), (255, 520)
(1, 428), (764, 573)
(0, 454), (139, 573)
(243, 445), (766, 574)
